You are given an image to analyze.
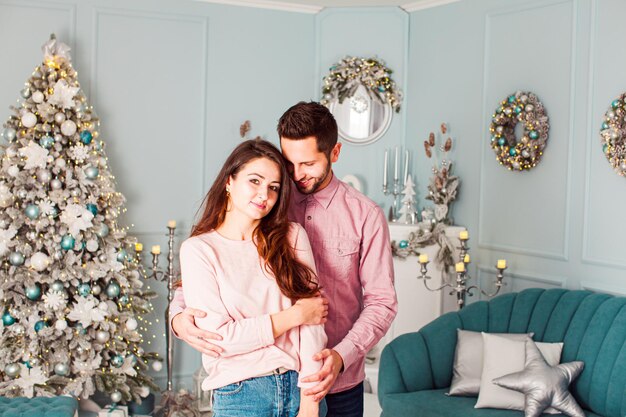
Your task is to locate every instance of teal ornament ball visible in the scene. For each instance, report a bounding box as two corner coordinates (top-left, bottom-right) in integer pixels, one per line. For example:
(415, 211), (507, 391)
(9, 251), (25, 266)
(529, 130), (539, 140)
(86, 204), (97, 216)
(611, 99), (620, 109)
(54, 363), (69, 376)
(39, 135), (55, 149)
(498, 138), (506, 146)
(2, 311), (16, 326)
(496, 106), (503, 114)
(25, 204), (40, 220)
(96, 223), (109, 238)
(118, 295), (129, 306)
(61, 234), (75, 251)
(85, 166), (99, 180)
(509, 148), (517, 156)
(75, 323), (87, 335)
(602, 122), (609, 130)
(77, 283), (91, 297)
(4, 363), (20, 378)
(106, 281), (121, 298)
(508, 95), (516, 103)
(25, 284), (42, 301)
(79, 130), (93, 144)
(514, 106), (522, 114)
(111, 355), (124, 368)
(603, 144), (608, 153)
(116, 249), (127, 262)
(51, 280), (64, 292)
(399, 240), (409, 249)
(34, 320), (48, 332)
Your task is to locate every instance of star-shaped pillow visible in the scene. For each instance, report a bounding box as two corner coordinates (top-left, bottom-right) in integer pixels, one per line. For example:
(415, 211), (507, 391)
(492, 338), (585, 417)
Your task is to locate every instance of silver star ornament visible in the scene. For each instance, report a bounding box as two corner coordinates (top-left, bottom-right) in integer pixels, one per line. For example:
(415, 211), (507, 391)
(493, 337), (585, 417)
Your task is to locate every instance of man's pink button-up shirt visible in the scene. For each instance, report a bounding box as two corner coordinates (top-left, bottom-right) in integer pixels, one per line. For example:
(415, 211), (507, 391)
(287, 174), (397, 393)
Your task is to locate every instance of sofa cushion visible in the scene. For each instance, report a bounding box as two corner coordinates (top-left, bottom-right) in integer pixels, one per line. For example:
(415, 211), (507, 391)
(382, 388), (602, 417)
(0, 396), (78, 417)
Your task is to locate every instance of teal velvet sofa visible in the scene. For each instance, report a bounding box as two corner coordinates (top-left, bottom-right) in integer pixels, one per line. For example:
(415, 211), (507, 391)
(378, 288), (626, 417)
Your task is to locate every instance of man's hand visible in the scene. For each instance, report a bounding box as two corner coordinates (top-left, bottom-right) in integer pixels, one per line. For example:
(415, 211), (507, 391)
(293, 295), (329, 325)
(301, 349), (343, 401)
(172, 307), (223, 357)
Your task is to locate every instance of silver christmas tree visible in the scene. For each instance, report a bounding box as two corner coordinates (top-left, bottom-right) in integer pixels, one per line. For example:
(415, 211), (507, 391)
(0, 36), (159, 401)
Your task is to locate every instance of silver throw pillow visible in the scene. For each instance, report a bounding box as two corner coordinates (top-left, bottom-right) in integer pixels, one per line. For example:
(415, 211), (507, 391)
(448, 329), (531, 396)
(492, 337), (585, 417)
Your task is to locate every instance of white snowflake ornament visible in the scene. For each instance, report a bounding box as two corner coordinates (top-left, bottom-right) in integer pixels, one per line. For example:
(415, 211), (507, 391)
(0, 226), (17, 256)
(19, 142), (49, 170)
(60, 203), (94, 237)
(48, 80), (79, 110)
(15, 365), (48, 398)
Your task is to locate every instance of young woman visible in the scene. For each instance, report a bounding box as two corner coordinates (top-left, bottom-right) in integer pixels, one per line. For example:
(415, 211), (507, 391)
(180, 139), (328, 417)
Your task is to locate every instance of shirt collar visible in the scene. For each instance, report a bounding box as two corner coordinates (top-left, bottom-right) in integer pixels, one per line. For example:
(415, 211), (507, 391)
(292, 172), (340, 209)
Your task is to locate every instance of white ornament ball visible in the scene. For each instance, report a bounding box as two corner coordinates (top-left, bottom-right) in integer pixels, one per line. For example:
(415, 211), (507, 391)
(152, 361), (163, 372)
(137, 386), (150, 398)
(126, 318), (138, 331)
(96, 330), (110, 343)
(110, 391), (122, 403)
(91, 285), (101, 295)
(30, 252), (50, 271)
(86, 239), (99, 252)
(55, 158), (66, 169)
(50, 179), (63, 190)
(7, 166), (19, 177)
(54, 362), (69, 376)
(54, 112), (66, 125)
(98, 301), (109, 311)
(21, 112), (37, 128)
(61, 120), (77, 136)
(55, 319), (68, 331)
(32, 91), (44, 103)
(36, 169), (52, 183)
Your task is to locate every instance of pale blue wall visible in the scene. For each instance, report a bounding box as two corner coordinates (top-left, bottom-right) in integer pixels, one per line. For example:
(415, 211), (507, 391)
(404, 0), (626, 302)
(1, 0), (625, 393)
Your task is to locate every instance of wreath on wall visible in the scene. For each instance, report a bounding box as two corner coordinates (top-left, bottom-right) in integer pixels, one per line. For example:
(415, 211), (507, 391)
(599, 93), (626, 177)
(320, 56), (402, 113)
(489, 91), (549, 171)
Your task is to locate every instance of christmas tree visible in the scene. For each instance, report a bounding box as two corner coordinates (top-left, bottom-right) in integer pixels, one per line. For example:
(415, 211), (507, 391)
(0, 36), (159, 402)
(397, 175), (416, 224)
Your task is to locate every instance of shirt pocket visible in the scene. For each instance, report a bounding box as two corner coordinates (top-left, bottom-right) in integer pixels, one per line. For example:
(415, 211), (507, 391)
(315, 238), (360, 281)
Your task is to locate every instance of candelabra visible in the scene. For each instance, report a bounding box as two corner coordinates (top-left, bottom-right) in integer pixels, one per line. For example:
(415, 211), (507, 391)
(146, 222), (179, 405)
(416, 235), (507, 309)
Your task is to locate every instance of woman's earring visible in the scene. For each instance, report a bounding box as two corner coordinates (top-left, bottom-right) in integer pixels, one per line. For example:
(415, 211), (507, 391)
(226, 187), (230, 196)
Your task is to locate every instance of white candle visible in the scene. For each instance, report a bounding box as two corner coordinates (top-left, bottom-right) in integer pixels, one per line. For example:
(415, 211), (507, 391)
(404, 150), (409, 185)
(455, 262), (466, 273)
(394, 147), (399, 181)
(167, 220), (176, 228)
(418, 254), (429, 264)
(497, 259), (507, 269)
(383, 150), (388, 188)
(459, 230), (469, 240)
(151, 245), (161, 255)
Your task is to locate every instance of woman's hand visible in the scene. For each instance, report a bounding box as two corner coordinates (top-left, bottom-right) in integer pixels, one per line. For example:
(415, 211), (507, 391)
(293, 295), (329, 325)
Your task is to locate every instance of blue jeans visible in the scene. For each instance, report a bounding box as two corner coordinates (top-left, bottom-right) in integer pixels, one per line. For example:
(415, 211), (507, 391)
(325, 382), (363, 417)
(212, 371), (328, 417)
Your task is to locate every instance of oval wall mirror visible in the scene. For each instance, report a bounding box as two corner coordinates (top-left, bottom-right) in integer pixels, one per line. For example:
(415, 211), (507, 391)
(329, 84), (392, 145)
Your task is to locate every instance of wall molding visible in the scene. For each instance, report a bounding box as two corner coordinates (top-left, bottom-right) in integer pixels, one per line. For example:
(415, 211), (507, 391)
(193, 0), (322, 14)
(579, 0), (626, 269)
(477, 264), (566, 287)
(401, 0), (460, 13)
(580, 280), (626, 297)
(477, 0), (575, 262)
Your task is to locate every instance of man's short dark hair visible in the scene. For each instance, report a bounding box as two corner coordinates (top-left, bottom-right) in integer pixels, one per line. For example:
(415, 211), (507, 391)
(277, 101), (338, 155)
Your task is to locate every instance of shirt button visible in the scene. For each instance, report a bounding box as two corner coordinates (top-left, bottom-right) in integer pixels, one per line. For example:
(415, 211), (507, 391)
(307, 216), (312, 220)
(338, 249), (343, 254)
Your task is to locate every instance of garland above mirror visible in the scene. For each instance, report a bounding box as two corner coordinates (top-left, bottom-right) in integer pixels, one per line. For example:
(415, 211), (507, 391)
(321, 56), (403, 113)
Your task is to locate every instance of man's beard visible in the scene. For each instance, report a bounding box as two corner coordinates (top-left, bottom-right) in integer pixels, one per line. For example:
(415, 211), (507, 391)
(295, 163), (331, 195)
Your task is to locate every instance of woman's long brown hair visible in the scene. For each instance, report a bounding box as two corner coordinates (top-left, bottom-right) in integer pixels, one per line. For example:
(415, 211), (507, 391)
(187, 139), (318, 300)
